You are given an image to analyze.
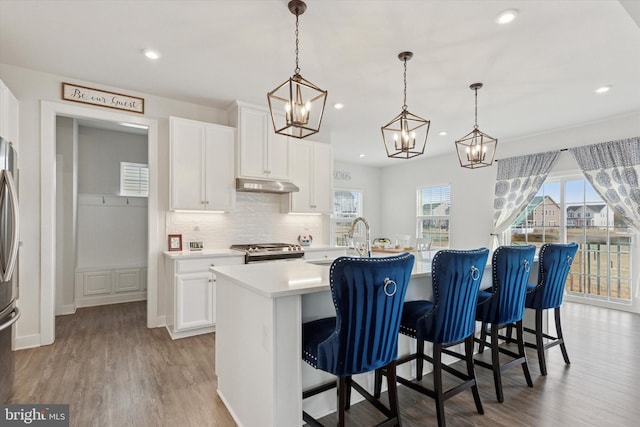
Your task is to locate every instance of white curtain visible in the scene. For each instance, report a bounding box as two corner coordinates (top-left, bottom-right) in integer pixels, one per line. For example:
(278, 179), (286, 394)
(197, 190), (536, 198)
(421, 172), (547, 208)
(569, 137), (640, 231)
(491, 151), (560, 247)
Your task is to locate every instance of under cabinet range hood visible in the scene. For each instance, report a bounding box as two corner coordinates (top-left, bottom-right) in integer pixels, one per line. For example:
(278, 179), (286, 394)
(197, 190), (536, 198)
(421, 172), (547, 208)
(235, 178), (299, 194)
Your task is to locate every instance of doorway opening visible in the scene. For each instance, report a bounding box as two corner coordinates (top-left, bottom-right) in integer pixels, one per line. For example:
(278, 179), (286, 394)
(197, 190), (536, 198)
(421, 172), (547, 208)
(41, 101), (159, 346)
(55, 116), (149, 315)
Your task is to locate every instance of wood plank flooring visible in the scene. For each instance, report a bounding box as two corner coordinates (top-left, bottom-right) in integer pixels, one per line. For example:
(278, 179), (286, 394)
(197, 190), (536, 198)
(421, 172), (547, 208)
(8, 301), (640, 426)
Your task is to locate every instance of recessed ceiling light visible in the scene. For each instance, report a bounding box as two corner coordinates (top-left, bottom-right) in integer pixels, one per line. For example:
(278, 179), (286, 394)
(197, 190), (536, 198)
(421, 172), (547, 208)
(439, 131), (448, 136)
(595, 85), (611, 94)
(359, 154), (365, 158)
(334, 103), (344, 109)
(142, 49), (160, 60)
(496, 9), (518, 25)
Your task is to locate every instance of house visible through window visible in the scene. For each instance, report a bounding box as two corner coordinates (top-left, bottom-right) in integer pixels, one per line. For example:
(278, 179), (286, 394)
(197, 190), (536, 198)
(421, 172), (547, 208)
(120, 162), (149, 197)
(331, 189), (363, 246)
(510, 176), (632, 304)
(416, 185), (450, 248)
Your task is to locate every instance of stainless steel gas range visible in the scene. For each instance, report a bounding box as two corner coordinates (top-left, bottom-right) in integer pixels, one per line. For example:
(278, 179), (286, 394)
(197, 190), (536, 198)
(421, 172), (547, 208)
(230, 243), (305, 263)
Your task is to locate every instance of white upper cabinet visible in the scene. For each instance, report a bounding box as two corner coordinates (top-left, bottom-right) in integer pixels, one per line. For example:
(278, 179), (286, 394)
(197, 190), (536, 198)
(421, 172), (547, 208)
(228, 101), (291, 181)
(284, 140), (333, 214)
(0, 78), (19, 146)
(170, 117), (235, 211)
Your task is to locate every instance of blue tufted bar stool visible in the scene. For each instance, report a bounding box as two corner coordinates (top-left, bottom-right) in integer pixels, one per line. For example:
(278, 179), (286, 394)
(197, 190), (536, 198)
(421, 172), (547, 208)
(386, 248), (490, 427)
(520, 242), (579, 376)
(302, 253), (415, 427)
(474, 245), (536, 402)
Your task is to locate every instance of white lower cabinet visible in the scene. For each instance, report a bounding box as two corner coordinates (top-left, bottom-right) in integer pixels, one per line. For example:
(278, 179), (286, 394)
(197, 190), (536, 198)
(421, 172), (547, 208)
(165, 255), (244, 339)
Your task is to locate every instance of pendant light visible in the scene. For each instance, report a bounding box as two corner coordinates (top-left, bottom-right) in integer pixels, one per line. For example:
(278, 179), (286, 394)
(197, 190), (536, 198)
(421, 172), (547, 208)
(381, 51), (430, 159)
(267, 0), (327, 139)
(455, 83), (497, 169)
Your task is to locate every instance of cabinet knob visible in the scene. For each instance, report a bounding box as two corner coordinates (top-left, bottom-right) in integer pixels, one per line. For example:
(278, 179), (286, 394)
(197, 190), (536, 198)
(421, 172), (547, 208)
(208, 279), (214, 283)
(210, 263), (215, 267)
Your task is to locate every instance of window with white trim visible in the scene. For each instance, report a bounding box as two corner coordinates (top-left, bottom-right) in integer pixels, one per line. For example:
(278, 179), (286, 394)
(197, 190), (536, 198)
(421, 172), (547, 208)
(510, 175), (633, 303)
(331, 189), (363, 247)
(120, 162), (149, 197)
(416, 185), (450, 248)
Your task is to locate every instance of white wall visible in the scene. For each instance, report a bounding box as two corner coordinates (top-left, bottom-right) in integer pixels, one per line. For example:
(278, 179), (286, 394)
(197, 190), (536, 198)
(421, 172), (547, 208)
(77, 125), (147, 195)
(379, 112), (640, 248)
(0, 63), (229, 345)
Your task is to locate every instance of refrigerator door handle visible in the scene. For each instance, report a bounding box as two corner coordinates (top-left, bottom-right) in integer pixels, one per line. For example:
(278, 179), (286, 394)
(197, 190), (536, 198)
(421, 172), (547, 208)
(0, 307), (20, 332)
(0, 169), (20, 282)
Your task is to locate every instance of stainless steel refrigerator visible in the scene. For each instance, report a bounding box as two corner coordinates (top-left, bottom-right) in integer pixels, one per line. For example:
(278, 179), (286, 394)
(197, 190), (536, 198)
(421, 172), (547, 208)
(0, 136), (20, 403)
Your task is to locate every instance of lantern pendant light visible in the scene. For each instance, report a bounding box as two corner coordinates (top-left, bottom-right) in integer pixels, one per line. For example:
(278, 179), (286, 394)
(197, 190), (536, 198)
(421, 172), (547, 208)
(455, 83), (497, 169)
(381, 51), (430, 159)
(267, 0), (327, 139)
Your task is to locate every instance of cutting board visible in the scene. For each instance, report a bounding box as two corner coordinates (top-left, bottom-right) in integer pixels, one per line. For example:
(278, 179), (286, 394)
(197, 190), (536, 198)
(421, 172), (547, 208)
(371, 247), (413, 253)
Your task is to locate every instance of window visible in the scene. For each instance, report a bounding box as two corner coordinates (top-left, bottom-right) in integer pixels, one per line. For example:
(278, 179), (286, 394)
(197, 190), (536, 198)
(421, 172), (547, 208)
(120, 162), (149, 197)
(416, 185), (450, 248)
(331, 190), (363, 246)
(510, 176), (632, 304)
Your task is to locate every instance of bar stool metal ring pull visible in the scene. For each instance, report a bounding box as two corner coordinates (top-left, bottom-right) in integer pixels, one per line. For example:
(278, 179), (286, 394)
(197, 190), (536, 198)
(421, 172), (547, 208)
(470, 265), (480, 281)
(383, 277), (397, 297)
(523, 259), (531, 273)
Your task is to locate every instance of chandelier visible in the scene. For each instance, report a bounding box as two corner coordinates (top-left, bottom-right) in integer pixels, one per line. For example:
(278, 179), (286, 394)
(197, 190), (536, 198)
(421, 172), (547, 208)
(381, 52), (430, 159)
(454, 83), (497, 169)
(267, 0), (327, 139)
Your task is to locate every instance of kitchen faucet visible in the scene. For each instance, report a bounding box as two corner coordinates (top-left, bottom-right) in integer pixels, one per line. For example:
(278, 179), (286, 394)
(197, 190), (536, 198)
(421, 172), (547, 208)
(348, 217), (371, 258)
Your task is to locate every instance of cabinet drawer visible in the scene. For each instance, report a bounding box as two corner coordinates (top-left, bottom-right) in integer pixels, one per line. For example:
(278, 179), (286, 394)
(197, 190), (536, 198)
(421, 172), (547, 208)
(176, 256), (243, 274)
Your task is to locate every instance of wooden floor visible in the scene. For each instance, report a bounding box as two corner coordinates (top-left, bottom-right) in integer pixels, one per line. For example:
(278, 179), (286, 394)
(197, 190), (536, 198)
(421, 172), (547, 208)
(8, 301), (640, 426)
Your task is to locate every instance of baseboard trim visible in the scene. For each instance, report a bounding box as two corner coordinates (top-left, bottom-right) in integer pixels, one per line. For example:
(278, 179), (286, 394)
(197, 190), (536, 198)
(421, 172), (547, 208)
(14, 333), (42, 350)
(75, 292), (147, 308)
(55, 303), (77, 316)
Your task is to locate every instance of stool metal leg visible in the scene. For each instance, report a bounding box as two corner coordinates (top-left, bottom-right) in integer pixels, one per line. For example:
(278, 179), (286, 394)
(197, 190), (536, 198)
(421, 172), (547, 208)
(515, 319), (533, 387)
(465, 335), (484, 415)
(338, 377), (347, 427)
(433, 343), (446, 427)
(535, 309), (547, 376)
(555, 307), (570, 365)
(416, 339), (425, 381)
(489, 324), (503, 403)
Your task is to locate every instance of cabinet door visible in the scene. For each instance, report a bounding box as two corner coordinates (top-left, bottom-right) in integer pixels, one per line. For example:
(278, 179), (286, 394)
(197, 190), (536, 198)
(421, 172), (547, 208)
(288, 140), (312, 212)
(266, 131), (291, 180)
(176, 272), (214, 331)
(311, 142), (333, 214)
(170, 118), (206, 210)
(205, 124), (236, 211)
(238, 107), (268, 178)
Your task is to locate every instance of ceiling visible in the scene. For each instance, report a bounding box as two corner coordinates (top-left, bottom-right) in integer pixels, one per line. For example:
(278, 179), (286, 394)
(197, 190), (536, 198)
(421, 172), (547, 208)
(1, 0), (639, 167)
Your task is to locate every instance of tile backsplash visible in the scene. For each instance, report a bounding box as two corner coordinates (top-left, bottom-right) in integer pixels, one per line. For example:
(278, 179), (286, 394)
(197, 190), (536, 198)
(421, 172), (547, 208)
(167, 192), (326, 249)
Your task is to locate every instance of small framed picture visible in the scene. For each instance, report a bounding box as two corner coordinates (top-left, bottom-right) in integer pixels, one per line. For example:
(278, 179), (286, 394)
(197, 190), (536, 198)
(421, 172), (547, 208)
(189, 241), (204, 251)
(168, 234), (183, 251)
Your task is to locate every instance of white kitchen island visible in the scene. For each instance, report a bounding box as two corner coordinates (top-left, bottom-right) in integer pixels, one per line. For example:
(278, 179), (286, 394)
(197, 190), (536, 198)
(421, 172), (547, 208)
(212, 255), (480, 427)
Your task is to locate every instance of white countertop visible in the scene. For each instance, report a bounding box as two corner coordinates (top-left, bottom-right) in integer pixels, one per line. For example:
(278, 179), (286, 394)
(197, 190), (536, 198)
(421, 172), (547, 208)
(211, 255), (434, 299)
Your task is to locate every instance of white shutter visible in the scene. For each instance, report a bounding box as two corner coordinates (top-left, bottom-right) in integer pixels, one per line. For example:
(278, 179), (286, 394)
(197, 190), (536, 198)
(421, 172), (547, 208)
(120, 162), (149, 197)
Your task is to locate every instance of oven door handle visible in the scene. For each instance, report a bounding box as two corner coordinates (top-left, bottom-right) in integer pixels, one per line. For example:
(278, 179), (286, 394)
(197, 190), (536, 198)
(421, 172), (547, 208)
(0, 307), (20, 332)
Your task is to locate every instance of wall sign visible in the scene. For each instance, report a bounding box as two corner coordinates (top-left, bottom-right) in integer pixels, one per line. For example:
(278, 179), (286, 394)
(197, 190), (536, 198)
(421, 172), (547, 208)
(62, 82), (145, 114)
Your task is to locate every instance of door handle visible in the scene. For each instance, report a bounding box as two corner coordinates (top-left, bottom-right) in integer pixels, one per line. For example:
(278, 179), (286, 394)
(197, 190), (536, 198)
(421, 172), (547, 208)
(0, 307), (20, 332)
(0, 170), (20, 282)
